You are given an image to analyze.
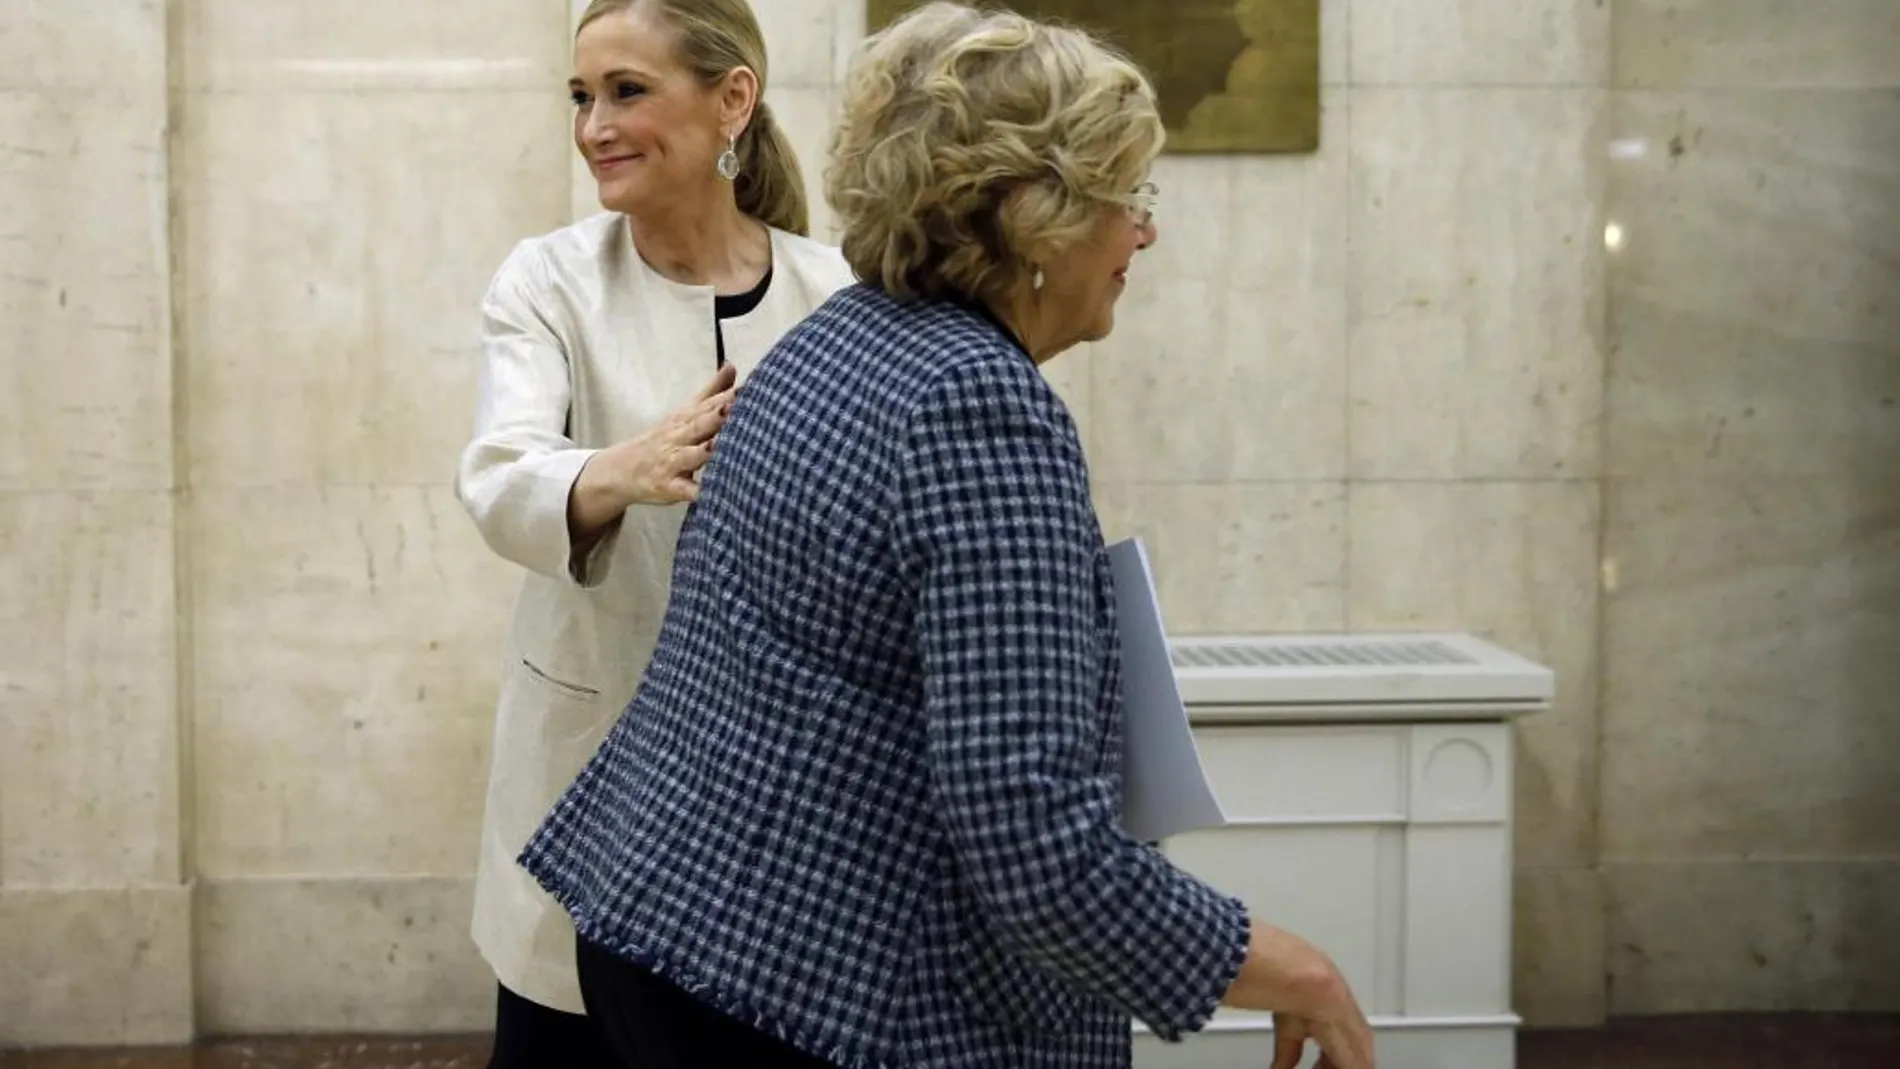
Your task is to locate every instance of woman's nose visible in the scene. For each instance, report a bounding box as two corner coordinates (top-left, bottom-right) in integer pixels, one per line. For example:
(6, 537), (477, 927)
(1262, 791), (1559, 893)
(580, 108), (612, 147)
(1136, 217), (1159, 250)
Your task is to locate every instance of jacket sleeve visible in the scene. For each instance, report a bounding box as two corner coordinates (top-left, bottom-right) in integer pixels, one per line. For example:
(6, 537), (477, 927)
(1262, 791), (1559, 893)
(894, 356), (1250, 1039)
(454, 240), (621, 586)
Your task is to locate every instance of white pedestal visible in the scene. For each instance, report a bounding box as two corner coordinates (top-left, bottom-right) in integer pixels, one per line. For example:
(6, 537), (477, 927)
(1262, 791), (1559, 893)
(1136, 709), (1540, 1069)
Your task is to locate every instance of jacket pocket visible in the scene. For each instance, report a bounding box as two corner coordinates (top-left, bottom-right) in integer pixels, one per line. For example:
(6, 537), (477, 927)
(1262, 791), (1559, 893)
(518, 656), (601, 701)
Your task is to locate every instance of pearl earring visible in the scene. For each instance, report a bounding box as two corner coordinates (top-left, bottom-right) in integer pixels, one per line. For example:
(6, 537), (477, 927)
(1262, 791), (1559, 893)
(1032, 268), (1045, 292)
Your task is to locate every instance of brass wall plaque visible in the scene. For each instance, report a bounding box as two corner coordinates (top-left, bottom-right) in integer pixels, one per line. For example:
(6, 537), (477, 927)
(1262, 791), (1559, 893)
(861, 0), (1320, 154)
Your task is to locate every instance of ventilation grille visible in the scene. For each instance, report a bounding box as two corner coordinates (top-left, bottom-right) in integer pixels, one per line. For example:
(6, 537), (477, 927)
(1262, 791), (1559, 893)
(1171, 638), (1477, 670)
(1166, 632), (1554, 708)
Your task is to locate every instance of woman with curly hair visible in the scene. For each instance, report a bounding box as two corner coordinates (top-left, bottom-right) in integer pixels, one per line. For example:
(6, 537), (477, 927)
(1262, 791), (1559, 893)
(518, 4), (1377, 1067)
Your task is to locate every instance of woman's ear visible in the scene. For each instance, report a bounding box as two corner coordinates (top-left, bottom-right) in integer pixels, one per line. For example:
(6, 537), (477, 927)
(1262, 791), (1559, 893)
(720, 66), (760, 138)
(997, 185), (1064, 277)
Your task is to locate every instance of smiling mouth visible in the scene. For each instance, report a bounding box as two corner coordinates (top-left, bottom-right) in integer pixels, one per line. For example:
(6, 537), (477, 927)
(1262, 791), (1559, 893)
(594, 154), (641, 170)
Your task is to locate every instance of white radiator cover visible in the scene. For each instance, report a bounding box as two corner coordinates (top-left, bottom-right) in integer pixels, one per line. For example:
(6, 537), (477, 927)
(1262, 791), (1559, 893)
(1135, 632), (1551, 1069)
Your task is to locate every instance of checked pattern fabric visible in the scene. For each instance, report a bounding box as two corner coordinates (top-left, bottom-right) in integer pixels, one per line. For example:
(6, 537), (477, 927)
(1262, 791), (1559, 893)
(522, 284), (1250, 1068)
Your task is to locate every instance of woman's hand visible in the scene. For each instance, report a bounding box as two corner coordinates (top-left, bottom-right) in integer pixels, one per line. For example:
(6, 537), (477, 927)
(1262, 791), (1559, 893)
(1271, 1007), (1376, 1069)
(568, 364), (737, 540)
(1226, 920), (1376, 1069)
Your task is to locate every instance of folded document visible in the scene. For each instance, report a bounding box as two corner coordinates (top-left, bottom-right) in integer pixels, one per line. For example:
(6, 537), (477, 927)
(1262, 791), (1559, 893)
(1107, 538), (1228, 843)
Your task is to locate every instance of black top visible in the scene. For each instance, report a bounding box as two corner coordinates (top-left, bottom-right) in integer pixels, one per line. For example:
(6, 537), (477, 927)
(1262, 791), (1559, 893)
(714, 266), (774, 368)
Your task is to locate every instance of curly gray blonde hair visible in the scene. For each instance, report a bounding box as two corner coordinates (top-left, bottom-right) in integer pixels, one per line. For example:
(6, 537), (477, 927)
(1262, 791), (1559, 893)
(825, 2), (1164, 302)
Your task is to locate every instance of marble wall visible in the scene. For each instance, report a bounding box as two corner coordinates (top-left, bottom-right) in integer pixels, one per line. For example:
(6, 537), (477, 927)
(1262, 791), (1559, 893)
(1599, 0), (1900, 1014)
(172, 0), (568, 1036)
(0, 0), (1893, 1048)
(0, 0), (193, 1047)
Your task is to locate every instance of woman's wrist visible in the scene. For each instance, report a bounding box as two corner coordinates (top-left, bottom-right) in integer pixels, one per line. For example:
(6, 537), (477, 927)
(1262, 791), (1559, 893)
(1225, 919), (1341, 1017)
(568, 448), (633, 539)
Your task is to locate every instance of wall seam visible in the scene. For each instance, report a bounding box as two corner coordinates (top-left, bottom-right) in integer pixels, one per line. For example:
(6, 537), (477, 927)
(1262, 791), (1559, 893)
(162, 0), (202, 1041)
(1589, 0), (1618, 1026)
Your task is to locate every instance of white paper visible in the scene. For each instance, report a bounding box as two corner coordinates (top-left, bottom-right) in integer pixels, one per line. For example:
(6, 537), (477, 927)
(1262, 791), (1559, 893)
(1108, 538), (1228, 842)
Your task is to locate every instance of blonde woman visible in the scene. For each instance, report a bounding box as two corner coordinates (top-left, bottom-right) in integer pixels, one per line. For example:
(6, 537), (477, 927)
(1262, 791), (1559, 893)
(518, 4), (1377, 1068)
(454, 0), (852, 1063)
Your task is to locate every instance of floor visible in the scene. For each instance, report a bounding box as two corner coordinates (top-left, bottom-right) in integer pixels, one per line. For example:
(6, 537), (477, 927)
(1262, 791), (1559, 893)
(4, 1016), (1899, 1068)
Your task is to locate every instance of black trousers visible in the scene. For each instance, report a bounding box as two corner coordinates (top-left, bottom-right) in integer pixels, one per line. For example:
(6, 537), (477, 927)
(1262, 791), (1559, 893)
(576, 937), (837, 1069)
(487, 982), (614, 1069)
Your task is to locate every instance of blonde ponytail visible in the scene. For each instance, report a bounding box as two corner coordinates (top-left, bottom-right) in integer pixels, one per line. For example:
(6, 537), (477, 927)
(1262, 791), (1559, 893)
(736, 102), (810, 236)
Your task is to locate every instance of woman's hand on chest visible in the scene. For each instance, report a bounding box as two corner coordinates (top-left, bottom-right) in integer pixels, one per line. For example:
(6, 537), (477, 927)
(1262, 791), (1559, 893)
(569, 363), (737, 534)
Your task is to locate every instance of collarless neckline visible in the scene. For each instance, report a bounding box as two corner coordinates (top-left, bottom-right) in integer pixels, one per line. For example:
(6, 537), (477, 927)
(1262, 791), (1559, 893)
(627, 219), (778, 300)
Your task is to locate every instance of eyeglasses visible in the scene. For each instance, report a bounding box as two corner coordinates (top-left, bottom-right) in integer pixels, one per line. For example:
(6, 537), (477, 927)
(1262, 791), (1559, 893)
(1121, 181), (1159, 227)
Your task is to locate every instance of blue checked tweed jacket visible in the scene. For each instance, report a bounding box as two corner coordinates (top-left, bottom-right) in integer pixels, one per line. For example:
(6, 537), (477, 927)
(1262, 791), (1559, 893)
(521, 284), (1250, 1068)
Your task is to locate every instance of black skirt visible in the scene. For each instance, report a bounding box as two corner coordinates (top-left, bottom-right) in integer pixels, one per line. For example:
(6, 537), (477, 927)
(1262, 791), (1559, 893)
(576, 937), (839, 1069)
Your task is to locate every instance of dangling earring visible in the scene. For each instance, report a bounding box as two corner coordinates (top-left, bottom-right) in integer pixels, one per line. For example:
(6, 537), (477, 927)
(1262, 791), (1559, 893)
(1032, 268), (1045, 292)
(716, 134), (741, 181)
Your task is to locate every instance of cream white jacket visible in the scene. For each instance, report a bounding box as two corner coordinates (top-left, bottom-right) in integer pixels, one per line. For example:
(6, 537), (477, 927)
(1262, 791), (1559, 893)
(455, 211), (854, 1012)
